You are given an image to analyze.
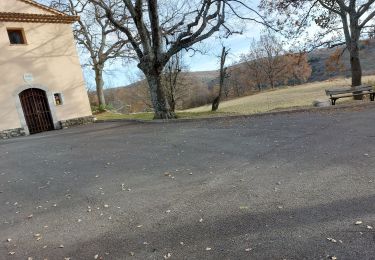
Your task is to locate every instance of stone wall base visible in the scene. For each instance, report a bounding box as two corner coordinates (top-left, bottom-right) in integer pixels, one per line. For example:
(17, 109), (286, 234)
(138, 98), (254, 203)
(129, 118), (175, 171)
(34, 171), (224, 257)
(0, 128), (26, 139)
(0, 116), (94, 140)
(60, 115), (95, 128)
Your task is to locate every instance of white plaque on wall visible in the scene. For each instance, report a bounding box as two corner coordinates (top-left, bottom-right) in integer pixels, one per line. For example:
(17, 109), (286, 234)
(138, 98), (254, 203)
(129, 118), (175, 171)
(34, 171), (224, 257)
(23, 73), (34, 84)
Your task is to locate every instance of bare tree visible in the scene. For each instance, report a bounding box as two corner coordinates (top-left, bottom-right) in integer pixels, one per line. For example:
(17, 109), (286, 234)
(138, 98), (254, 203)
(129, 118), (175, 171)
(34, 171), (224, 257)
(88, 0), (267, 119)
(52, 0), (131, 107)
(260, 0), (375, 90)
(259, 34), (286, 89)
(162, 52), (187, 112)
(240, 45), (265, 92)
(241, 35), (285, 90)
(212, 46), (229, 111)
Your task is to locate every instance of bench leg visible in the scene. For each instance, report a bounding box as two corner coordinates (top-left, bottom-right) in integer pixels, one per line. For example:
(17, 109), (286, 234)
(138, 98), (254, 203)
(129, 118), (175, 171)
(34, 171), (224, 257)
(371, 93), (375, 101)
(331, 98), (337, 105)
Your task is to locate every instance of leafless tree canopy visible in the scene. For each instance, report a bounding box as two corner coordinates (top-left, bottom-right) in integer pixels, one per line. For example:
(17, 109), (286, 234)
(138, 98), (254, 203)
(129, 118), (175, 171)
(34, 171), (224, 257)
(87, 0), (266, 119)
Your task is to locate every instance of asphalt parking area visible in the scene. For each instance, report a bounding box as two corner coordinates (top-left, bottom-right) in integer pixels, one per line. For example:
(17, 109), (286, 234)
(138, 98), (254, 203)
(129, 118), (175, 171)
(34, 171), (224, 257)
(1, 107), (375, 259)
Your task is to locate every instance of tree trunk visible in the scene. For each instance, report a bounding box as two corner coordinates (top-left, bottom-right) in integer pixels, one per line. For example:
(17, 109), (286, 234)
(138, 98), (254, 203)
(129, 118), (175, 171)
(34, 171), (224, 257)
(350, 40), (363, 100)
(350, 50), (362, 86)
(146, 72), (176, 119)
(169, 97), (176, 112)
(94, 66), (106, 107)
(212, 46), (228, 112)
(212, 96), (220, 111)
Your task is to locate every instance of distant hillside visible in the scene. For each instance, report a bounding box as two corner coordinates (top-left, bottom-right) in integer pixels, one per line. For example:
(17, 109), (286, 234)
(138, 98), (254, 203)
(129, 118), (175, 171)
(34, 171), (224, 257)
(101, 39), (375, 112)
(308, 39), (375, 81)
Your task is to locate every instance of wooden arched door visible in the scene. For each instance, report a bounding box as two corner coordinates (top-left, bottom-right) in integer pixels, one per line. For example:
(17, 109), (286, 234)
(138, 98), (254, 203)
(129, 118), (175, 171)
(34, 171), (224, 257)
(19, 88), (54, 134)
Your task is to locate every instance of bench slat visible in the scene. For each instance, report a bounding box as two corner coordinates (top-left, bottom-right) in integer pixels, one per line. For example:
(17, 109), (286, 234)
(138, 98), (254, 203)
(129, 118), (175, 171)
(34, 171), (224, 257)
(326, 85), (373, 96)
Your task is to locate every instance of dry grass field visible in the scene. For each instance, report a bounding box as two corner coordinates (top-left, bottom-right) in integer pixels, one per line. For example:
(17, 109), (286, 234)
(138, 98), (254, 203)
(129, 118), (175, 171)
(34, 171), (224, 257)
(95, 76), (375, 121)
(184, 76), (375, 114)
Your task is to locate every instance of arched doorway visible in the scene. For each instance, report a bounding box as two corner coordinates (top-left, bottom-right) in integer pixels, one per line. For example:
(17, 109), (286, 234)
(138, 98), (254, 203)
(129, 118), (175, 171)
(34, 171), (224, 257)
(19, 88), (54, 134)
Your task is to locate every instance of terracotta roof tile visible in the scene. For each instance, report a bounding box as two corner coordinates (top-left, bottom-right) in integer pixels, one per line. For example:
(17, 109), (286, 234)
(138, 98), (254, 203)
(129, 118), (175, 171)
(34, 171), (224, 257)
(0, 12), (78, 24)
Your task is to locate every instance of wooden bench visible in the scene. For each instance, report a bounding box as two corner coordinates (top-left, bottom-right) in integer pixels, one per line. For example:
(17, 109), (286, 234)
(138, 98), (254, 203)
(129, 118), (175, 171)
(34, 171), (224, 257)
(325, 85), (375, 105)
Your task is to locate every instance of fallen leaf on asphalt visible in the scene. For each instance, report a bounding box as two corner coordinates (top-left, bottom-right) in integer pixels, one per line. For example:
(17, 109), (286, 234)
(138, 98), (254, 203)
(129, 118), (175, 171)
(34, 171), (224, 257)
(199, 218), (203, 223)
(94, 254), (99, 259)
(6, 238), (12, 242)
(163, 253), (172, 259)
(327, 238), (337, 243)
(104, 204), (109, 208)
(367, 225), (373, 229)
(245, 248), (252, 252)
(8, 252), (15, 255)
(129, 251), (135, 256)
(206, 247), (212, 251)
(28, 214), (33, 219)
(166, 210), (171, 213)
(28, 257), (33, 260)
(180, 242), (184, 245)
(331, 256), (338, 260)
(64, 258), (71, 260)
(355, 221), (363, 225)
(239, 206), (249, 210)
(34, 234), (41, 238)
(59, 245), (64, 248)
(137, 225), (143, 228)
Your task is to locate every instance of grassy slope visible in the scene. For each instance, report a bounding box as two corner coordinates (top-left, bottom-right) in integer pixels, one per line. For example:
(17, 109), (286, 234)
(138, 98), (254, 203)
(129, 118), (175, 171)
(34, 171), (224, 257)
(96, 76), (375, 121)
(185, 76), (375, 114)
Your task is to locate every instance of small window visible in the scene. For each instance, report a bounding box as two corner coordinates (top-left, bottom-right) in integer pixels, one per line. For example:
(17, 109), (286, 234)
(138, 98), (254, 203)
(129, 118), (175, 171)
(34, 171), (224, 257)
(54, 93), (63, 106)
(7, 29), (26, 45)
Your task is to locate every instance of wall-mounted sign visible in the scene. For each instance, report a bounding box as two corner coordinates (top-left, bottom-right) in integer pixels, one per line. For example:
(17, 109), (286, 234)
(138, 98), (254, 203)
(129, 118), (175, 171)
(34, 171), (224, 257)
(23, 73), (34, 84)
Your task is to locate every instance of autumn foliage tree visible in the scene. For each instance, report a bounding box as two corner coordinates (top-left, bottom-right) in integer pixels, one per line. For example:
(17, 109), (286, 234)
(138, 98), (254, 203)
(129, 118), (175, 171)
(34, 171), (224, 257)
(284, 53), (312, 85)
(325, 48), (346, 76)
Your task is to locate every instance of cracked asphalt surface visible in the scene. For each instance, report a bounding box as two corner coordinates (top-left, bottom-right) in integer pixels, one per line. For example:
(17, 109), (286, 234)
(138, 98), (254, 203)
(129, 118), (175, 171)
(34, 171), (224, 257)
(1, 107), (375, 259)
